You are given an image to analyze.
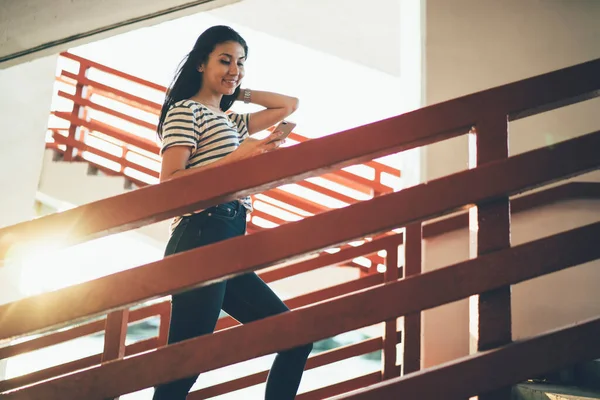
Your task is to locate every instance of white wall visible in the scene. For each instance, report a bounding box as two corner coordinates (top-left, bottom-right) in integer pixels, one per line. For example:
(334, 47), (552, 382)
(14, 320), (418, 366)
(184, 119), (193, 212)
(0, 55), (56, 227)
(424, 0), (600, 181)
(422, 0), (600, 367)
(0, 0), (239, 68)
(209, 0), (403, 77)
(0, 53), (57, 380)
(0, 53), (57, 299)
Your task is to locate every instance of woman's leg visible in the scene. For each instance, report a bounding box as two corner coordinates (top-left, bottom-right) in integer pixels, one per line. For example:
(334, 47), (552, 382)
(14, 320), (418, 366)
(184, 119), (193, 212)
(152, 282), (226, 399)
(223, 273), (313, 400)
(153, 203), (246, 399)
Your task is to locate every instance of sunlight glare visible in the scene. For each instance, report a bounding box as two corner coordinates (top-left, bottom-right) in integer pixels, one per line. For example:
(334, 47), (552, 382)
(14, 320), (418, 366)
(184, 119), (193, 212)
(14, 241), (69, 297)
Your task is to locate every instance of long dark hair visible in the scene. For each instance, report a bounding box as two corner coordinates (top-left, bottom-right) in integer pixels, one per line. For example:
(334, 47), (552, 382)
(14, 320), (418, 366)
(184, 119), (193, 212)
(157, 25), (248, 139)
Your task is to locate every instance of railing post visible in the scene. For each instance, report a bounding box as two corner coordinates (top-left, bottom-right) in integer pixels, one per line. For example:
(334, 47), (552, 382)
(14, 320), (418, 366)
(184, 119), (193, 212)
(158, 304), (171, 347)
(102, 309), (129, 400)
(470, 115), (512, 400)
(64, 62), (88, 161)
(121, 146), (129, 174)
(403, 223), (422, 375)
(374, 168), (383, 196)
(382, 238), (400, 380)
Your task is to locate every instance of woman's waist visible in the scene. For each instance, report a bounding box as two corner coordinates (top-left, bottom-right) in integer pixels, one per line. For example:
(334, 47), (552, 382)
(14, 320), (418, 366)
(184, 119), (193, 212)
(188, 199), (247, 220)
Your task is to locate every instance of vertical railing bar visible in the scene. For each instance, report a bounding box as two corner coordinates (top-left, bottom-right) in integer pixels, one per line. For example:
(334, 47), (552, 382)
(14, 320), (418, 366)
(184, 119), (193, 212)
(382, 237), (400, 381)
(470, 114), (512, 400)
(158, 306), (171, 347)
(101, 309), (129, 400)
(63, 62), (87, 162)
(403, 223), (422, 375)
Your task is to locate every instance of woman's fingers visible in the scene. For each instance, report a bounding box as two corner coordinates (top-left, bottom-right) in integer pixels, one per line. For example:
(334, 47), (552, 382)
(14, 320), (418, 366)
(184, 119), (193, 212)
(267, 130), (285, 141)
(256, 131), (287, 154)
(267, 139), (282, 150)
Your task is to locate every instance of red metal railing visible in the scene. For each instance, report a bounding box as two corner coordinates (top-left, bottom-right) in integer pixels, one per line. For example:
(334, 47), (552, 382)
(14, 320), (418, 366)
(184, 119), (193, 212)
(46, 52), (402, 273)
(48, 53), (399, 214)
(2, 180), (596, 395)
(0, 55), (598, 399)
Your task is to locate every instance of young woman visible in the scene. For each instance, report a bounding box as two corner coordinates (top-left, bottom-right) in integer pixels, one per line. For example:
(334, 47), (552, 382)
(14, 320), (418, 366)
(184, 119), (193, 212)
(153, 25), (312, 400)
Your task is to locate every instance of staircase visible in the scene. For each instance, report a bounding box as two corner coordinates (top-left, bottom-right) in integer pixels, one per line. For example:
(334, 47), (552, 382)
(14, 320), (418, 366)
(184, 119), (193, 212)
(0, 54), (599, 399)
(513, 360), (600, 400)
(41, 51), (402, 269)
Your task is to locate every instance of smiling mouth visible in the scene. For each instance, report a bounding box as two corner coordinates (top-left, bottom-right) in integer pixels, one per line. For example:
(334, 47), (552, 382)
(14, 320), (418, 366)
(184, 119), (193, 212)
(223, 79), (237, 85)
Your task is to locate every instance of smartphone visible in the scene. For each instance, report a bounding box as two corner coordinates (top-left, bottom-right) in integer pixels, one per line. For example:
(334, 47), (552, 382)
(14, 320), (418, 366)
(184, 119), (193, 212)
(269, 120), (296, 142)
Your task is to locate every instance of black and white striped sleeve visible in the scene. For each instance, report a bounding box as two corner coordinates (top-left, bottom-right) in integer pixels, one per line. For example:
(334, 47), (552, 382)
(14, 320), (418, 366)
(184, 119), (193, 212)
(161, 104), (201, 154)
(228, 112), (250, 139)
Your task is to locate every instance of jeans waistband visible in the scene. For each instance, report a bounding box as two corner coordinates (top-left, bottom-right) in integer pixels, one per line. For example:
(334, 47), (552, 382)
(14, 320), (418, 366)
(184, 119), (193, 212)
(184, 200), (245, 220)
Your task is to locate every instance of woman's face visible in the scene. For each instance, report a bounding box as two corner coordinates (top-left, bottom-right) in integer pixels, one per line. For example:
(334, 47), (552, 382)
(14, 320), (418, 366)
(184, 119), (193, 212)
(200, 41), (246, 96)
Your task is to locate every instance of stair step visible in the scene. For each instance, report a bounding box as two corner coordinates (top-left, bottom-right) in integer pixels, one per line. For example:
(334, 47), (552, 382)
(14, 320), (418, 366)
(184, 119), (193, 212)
(514, 383), (600, 400)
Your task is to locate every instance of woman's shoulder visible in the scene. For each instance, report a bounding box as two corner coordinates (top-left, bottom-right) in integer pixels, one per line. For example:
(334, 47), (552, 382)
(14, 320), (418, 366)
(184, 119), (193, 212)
(168, 99), (206, 116)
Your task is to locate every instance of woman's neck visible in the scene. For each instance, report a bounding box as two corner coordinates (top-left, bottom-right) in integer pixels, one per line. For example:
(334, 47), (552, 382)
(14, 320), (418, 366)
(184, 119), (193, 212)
(191, 88), (223, 111)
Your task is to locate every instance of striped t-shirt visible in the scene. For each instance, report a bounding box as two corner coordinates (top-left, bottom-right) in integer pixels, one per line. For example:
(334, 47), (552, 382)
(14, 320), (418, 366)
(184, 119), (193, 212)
(161, 99), (253, 233)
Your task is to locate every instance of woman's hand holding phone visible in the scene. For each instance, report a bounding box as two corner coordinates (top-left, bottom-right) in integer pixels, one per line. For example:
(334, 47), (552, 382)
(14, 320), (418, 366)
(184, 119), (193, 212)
(267, 120), (296, 144)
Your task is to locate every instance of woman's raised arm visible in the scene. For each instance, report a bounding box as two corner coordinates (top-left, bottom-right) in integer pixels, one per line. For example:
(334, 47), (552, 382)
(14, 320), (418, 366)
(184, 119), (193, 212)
(239, 89), (299, 135)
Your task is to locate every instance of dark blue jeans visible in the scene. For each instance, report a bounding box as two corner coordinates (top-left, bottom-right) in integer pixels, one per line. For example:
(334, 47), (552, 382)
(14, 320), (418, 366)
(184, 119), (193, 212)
(153, 201), (312, 400)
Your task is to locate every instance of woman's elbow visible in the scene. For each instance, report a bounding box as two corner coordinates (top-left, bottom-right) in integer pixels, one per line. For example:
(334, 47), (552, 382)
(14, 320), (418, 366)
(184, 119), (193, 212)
(287, 97), (299, 115)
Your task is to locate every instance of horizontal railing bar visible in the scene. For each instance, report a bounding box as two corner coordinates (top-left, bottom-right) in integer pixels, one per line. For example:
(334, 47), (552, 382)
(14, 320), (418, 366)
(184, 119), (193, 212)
(250, 209), (289, 226)
(52, 101), (396, 201)
(52, 99), (393, 198)
(284, 273), (385, 310)
(52, 134), (159, 178)
(478, 58), (599, 121)
(0, 354), (103, 394)
(53, 111), (158, 154)
(1, 277), (384, 392)
(253, 195), (309, 218)
(3, 59), (596, 261)
(259, 234), (400, 283)
(263, 188), (327, 214)
(47, 146), (152, 187)
(57, 90), (158, 131)
(331, 316), (600, 400)
(326, 169), (392, 194)
(86, 85), (162, 116)
(1, 248), (388, 361)
(0, 337), (158, 393)
(287, 132), (404, 177)
(5, 221), (599, 399)
(297, 371), (386, 400)
(2, 264), (383, 366)
(365, 160), (400, 177)
(422, 181), (600, 238)
(60, 70), (162, 111)
(320, 172), (374, 196)
(297, 180), (358, 205)
(190, 334), (394, 399)
(216, 273), (386, 331)
(0, 301), (167, 360)
(60, 52), (167, 92)
(1, 131), (597, 340)
(509, 89), (600, 121)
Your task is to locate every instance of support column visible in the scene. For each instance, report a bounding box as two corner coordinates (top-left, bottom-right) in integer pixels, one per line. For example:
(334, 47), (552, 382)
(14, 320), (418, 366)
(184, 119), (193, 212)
(0, 53), (58, 380)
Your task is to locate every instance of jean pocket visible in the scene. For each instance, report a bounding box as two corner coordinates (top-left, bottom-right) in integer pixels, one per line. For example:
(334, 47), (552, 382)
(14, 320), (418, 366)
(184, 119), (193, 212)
(207, 203), (239, 221)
